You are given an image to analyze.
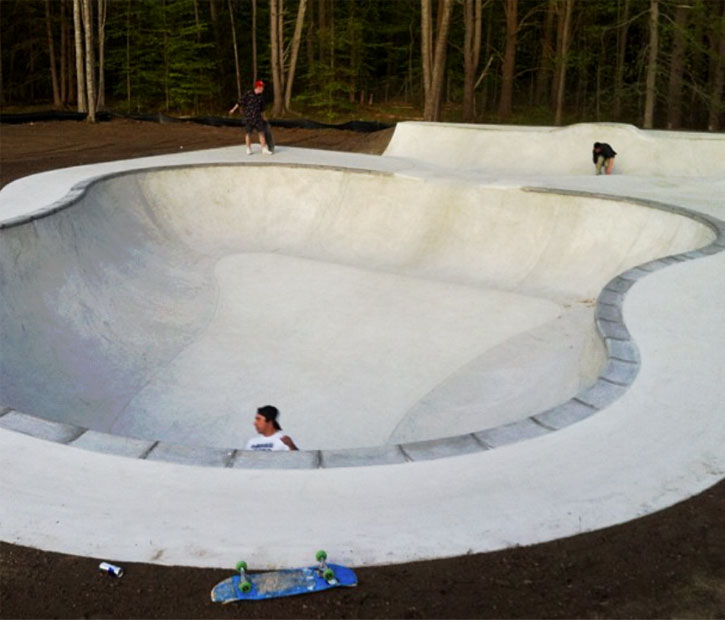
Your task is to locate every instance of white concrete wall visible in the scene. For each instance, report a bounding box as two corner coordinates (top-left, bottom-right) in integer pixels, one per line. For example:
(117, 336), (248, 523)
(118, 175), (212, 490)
(385, 122), (725, 177)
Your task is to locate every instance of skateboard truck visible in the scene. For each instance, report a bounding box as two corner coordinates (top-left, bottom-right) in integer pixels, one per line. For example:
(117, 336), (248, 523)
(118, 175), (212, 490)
(315, 550), (337, 584)
(235, 561), (252, 593)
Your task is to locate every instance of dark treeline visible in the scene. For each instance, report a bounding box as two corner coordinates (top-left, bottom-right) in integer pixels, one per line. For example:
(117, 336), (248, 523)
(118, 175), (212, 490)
(1, 0), (723, 130)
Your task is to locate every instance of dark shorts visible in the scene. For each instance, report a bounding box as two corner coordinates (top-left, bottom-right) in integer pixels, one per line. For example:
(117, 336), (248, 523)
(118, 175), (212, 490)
(245, 118), (265, 134)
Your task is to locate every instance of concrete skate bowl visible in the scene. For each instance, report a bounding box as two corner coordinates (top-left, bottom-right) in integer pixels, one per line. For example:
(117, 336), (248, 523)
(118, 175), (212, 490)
(0, 164), (720, 468)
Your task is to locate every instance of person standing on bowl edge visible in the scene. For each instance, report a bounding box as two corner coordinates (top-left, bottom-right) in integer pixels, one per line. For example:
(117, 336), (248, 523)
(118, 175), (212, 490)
(229, 80), (272, 156)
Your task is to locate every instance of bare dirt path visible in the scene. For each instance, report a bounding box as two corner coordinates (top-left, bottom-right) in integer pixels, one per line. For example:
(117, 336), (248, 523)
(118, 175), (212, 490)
(0, 118), (723, 619)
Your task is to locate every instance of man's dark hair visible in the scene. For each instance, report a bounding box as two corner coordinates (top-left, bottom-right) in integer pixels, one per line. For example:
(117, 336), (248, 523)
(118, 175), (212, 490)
(257, 405), (281, 430)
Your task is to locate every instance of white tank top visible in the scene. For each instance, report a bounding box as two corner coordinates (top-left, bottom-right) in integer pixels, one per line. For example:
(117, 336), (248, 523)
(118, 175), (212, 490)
(245, 431), (291, 451)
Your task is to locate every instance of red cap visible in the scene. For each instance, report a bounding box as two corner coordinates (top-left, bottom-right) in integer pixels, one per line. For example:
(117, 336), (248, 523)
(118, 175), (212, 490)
(254, 80), (265, 89)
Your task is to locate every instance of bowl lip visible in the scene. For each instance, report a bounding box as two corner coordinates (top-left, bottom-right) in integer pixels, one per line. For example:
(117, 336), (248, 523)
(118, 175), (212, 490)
(1, 162), (724, 469)
(0, 163), (392, 230)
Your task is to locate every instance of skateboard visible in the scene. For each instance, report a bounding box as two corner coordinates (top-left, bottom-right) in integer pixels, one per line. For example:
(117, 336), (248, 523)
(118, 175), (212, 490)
(210, 551), (357, 603)
(263, 121), (275, 153)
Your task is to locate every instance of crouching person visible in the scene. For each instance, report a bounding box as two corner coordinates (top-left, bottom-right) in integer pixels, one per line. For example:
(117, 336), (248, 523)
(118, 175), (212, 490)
(593, 142), (617, 175)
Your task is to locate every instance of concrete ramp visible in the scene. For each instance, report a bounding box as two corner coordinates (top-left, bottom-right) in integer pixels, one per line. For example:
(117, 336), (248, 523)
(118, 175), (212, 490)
(384, 122), (725, 177)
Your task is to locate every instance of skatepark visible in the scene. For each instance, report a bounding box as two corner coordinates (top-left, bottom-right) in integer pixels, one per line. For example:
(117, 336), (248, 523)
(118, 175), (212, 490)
(1, 121), (724, 570)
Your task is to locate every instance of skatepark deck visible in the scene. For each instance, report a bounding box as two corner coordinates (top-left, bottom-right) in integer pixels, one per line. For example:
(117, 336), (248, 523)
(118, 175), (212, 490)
(0, 122), (723, 569)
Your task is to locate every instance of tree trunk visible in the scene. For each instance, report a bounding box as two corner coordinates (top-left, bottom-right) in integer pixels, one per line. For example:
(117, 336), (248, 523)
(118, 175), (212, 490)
(210, 0), (219, 44)
(329, 0), (334, 71)
(193, 0), (200, 111)
(279, 0), (287, 101)
(422, 0), (453, 121)
(498, 0), (517, 119)
(708, 0), (725, 130)
(535, 0), (555, 106)
(60, 0), (68, 103)
(430, 0), (453, 121)
(462, 0), (481, 122)
(595, 51), (601, 119)
(209, 0), (224, 89)
(125, 0), (131, 111)
(45, 0), (62, 106)
(270, 0), (284, 115)
(306, 0), (315, 74)
(0, 21), (3, 105)
(81, 0), (96, 121)
(252, 0), (258, 81)
(228, 0), (242, 100)
(318, 0), (326, 65)
(96, 0), (107, 111)
(284, 0), (307, 111)
(480, 1), (494, 113)
(73, 0), (87, 113)
(162, 0), (169, 110)
(421, 0), (432, 97)
(408, 17), (415, 103)
(277, 0), (285, 83)
(613, 0), (630, 120)
(643, 0), (659, 128)
(666, 0), (689, 129)
(553, 0), (573, 126)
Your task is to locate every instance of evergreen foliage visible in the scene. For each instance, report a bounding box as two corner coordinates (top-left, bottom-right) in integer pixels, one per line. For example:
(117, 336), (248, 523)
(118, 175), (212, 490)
(105, 0), (216, 113)
(1, 0), (723, 129)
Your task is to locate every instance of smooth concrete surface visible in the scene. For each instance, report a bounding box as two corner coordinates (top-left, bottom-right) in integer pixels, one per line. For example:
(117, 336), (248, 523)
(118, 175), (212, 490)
(0, 167), (714, 451)
(385, 121), (725, 177)
(0, 122), (724, 569)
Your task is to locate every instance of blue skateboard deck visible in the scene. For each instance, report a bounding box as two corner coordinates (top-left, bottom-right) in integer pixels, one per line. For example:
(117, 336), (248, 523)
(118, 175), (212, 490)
(211, 563), (357, 603)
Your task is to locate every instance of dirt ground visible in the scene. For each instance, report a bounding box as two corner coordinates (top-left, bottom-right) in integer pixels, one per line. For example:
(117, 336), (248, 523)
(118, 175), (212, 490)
(0, 118), (724, 619)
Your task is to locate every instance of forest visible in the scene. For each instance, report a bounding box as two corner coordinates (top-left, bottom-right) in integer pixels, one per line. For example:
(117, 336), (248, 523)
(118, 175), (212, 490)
(1, 0), (723, 131)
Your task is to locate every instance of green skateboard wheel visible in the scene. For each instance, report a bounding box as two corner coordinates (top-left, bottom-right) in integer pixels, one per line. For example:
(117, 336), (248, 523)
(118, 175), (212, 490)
(235, 561), (248, 572)
(315, 550), (327, 562)
(238, 579), (252, 593)
(323, 568), (336, 582)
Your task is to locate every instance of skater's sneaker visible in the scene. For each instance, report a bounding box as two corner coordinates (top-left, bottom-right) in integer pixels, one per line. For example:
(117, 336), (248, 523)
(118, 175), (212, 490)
(246, 146), (253, 155)
(262, 146), (272, 155)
